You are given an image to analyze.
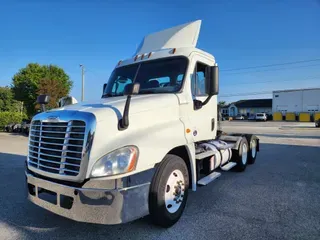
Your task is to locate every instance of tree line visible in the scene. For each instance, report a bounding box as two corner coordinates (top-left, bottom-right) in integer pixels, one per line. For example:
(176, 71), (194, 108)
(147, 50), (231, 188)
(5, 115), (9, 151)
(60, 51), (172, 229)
(0, 63), (73, 127)
(1, 63), (73, 117)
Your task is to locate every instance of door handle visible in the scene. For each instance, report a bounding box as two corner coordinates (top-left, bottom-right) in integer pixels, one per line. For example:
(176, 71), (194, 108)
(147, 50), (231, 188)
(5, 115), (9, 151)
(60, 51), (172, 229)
(211, 118), (215, 131)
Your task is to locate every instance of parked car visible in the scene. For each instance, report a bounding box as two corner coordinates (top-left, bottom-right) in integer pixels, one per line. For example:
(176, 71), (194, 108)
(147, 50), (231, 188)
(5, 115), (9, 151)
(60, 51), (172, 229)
(5, 123), (15, 132)
(248, 114), (256, 120)
(235, 114), (245, 120)
(316, 119), (320, 128)
(266, 114), (273, 121)
(21, 120), (31, 135)
(12, 123), (22, 132)
(255, 113), (267, 121)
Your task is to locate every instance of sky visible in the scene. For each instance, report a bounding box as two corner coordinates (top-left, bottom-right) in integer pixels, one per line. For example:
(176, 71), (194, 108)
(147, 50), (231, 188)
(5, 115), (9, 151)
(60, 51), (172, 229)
(0, 0), (319, 103)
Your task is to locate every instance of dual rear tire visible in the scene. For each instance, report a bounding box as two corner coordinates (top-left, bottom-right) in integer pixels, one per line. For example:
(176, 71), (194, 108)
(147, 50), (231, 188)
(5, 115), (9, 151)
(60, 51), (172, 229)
(231, 134), (258, 171)
(232, 137), (248, 171)
(247, 135), (258, 164)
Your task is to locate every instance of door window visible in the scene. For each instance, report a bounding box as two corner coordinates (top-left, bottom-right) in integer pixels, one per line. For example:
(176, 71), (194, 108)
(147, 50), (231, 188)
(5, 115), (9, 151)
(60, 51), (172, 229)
(191, 62), (208, 96)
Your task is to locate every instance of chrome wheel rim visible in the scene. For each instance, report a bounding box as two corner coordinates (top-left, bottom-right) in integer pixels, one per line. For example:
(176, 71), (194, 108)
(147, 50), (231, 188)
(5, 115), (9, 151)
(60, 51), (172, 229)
(251, 140), (256, 158)
(164, 169), (185, 213)
(242, 143), (248, 165)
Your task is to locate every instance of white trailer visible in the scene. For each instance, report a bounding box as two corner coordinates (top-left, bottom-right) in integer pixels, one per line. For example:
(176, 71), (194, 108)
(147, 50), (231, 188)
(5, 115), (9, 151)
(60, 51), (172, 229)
(273, 88), (320, 115)
(25, 20), (260, 228)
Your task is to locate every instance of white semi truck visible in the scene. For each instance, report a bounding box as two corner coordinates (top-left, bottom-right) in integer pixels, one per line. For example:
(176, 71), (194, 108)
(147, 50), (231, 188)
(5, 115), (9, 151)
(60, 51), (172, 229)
(25, 20), (260, 227)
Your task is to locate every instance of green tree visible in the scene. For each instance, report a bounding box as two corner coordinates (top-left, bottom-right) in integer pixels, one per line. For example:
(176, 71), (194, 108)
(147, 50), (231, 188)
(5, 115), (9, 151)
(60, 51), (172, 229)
(11, 63), (73, 116)
(0, 86), (21, 112)
(36, 78), (69, 110)
(218, 101), (226, 107)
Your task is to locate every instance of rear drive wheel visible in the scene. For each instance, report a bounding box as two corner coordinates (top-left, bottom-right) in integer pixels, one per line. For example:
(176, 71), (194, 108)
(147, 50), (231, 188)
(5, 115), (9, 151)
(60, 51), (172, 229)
(232, 137), (249, 172)
(243, 134), (258, 164)
(149, 154), (189, 228)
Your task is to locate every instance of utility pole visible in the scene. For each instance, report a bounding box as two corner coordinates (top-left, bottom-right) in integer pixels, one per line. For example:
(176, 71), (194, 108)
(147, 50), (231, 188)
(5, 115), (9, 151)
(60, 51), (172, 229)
(80, 64), (85, 101)
(21, 101), (24, 117)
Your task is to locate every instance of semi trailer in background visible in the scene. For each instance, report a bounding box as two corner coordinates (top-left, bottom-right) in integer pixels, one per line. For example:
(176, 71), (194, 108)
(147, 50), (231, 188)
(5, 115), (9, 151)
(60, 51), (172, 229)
(273, 88), (320, 122)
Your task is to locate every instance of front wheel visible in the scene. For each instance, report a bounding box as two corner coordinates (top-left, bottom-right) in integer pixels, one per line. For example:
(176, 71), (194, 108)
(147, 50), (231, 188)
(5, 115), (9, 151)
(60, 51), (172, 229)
(149, 154), (189, 228)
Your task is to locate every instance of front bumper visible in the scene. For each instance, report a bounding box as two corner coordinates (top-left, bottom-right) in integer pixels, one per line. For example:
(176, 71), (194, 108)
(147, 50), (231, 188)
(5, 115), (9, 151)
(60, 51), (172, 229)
(25, 172), (150, 225)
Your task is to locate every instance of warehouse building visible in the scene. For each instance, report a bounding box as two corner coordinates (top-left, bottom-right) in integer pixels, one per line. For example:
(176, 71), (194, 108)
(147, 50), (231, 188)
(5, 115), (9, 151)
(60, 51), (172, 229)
(272, 88), (320, 121)
(220, 99), (272, 117)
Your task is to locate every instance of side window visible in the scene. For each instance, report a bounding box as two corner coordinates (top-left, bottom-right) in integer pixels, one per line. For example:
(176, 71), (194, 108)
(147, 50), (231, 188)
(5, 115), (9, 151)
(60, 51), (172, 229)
(191, 62), (207, 96)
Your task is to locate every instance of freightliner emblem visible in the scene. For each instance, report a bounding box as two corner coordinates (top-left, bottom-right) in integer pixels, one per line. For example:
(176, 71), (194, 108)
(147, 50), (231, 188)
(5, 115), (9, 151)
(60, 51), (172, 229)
(47, 116), (60, 122)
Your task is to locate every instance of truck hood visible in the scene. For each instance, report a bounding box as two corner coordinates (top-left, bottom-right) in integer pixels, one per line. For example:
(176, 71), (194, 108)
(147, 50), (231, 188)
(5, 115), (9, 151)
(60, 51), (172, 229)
(29, 93), (187, 182)
(48, 94), (180, 122)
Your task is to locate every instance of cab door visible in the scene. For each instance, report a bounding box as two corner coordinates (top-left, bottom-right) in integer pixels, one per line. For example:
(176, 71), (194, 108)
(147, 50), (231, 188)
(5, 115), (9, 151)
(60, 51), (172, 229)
(187, 54), (217, 142)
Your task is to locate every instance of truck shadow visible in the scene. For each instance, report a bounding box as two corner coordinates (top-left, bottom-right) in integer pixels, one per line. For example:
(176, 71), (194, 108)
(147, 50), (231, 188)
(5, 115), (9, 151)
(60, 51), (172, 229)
(1, 142), (320, 239)
(8, 132), (29, 137)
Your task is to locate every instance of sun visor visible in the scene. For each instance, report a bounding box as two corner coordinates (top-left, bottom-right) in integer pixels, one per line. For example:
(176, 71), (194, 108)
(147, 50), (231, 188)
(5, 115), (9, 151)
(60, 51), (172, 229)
(134, 20), (201, 56)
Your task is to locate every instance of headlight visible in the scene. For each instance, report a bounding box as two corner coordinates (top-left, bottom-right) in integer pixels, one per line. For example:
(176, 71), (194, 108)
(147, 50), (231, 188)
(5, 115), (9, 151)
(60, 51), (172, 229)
(90, 146), (139, 177)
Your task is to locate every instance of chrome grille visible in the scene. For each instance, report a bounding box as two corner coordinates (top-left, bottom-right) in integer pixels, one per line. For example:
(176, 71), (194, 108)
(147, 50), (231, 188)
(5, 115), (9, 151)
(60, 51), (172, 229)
(28, 120), (86, 176)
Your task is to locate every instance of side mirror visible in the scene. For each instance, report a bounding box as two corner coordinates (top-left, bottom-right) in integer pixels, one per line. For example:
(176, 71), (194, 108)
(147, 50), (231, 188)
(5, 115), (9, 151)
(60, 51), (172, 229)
(205, 65), (219, 96)
(37, 94), (50, 105)
(37, 94), (50, 112)
(58, 96), (78, 107)
(124, 83), (140, 96)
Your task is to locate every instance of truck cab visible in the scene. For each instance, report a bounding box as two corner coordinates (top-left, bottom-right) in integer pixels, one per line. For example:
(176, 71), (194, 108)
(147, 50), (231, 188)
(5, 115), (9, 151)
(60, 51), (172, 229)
(25, 20), (259, 228)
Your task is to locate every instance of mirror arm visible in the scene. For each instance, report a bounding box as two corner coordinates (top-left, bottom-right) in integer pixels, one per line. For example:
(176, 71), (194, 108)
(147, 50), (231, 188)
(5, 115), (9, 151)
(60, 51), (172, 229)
(202, 95), (212, 106)
(118, 95), (131, 130)
(193, 95), (212, 110)
(40, 104), (46, 112)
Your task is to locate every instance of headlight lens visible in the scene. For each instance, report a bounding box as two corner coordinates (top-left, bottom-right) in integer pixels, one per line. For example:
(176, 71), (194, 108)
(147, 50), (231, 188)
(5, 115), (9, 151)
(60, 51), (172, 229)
(90, 146), (139, 177)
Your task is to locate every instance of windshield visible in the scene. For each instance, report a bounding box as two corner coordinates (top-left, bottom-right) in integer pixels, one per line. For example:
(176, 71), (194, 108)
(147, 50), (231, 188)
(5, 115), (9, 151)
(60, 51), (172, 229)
(256, 114), (264, 117)
(102, 57), (188, 97)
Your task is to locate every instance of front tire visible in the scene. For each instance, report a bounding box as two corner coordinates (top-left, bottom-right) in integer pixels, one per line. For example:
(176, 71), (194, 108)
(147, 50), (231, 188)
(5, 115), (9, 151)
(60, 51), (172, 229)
(149, 154), (189, 228)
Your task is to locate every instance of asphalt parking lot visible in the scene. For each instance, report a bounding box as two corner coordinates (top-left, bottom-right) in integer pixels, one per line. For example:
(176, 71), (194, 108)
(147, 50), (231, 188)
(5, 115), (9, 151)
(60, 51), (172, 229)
(0, 121), (320, 240)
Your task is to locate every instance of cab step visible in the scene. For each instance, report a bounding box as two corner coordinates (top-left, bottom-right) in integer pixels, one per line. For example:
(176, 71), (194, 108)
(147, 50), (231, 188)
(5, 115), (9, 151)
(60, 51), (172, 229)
(220, 162), (237, 171)
(197, 171), (221, 186)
